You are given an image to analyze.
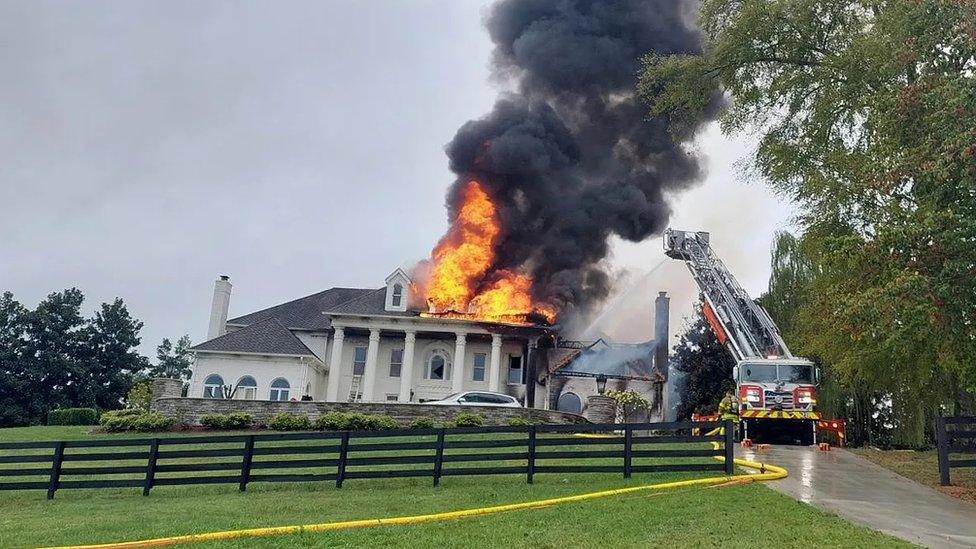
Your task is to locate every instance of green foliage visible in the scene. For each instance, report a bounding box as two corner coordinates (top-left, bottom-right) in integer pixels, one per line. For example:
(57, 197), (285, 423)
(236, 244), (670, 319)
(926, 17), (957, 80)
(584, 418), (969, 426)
(452, 412), (484, 427)
(267, 413), (312, 431)
(47, 408), (99, 426)
(641, 0), (976, 448)
(506, 417), (532, 427)
(314, 412), (351, 431)
(126, 381), (152, 412)
(100, 409), (175, 432)
(409, 417), (436, 430)
(200, 412), (253, 430)
(604, 389), (651, 423)
(0, 289), (148, 427)
(151, 335), (193, 381)
(671, 302), (736, 420)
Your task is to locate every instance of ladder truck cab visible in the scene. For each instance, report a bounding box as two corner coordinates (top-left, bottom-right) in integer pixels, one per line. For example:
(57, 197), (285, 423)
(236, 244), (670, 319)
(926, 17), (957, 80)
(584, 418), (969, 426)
(664, 229), (821, 445)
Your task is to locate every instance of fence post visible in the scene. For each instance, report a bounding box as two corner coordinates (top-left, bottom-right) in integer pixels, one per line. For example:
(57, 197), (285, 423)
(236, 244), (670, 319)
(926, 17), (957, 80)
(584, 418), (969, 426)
(143, 438), (160, 496)
(433, 429), (446, 487)
(46, 441), (65, 500)
(723, 420), (735, 475)
(239, 435), (255, 492)
(336, 432), (350, 489)
(936, 416), (950, 486)
(526, 425), (537, 484)
(623, 426), (633, 478)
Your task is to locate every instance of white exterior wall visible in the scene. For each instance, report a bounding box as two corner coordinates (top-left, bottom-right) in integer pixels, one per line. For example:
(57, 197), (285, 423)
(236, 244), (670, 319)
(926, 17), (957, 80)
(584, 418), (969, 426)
(189, 353), (326, 401)
(329, 335), (526, 403)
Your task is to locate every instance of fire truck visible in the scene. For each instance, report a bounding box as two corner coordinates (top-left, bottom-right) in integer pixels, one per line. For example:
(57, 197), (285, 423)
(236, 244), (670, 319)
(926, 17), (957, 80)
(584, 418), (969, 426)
(664, 229), (821, 445)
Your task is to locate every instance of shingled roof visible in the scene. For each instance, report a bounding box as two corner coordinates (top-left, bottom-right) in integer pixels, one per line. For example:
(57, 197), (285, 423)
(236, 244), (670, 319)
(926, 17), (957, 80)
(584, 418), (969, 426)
(192, 318), (318, 357)
(226, 287), (372, 330)
(327, 288), (419, 318)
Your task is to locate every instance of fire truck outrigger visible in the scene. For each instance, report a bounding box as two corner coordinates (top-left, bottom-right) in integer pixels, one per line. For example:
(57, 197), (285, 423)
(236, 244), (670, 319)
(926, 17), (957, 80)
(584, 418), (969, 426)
(665, 229), (821, 445)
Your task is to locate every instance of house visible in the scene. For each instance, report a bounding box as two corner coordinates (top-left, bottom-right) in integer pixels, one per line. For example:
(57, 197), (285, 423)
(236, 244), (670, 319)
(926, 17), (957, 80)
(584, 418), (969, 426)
(187, 271), (670, 417)
(188, 270), (548, 406)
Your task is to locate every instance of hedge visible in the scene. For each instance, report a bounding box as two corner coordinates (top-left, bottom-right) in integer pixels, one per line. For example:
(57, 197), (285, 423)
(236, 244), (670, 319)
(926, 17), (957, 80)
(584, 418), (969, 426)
(47, 408), (99, 426)
(100, 409), (176, 432)
(200, 412), (253, 430)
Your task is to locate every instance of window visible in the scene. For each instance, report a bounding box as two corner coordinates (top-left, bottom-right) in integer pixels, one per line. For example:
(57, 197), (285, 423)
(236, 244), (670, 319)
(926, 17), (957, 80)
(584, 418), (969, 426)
(353, 346), (367, 376)
(556, 392), (583, 414)
(269, 378), (290, 401)
(472, 353), (486, 382)
(507, 355), (523, 384)
(389, 348), (403, 378)
(425, 350), (451, 380)
(386, 394), (399, 402)
(392, 283), (403, 307)
(236, 376), (257, 400)
(203, 374), (224, 399)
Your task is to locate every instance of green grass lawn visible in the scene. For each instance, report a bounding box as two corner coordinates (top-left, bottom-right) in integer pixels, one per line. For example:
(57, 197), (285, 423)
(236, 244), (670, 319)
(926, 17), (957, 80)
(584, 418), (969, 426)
(852, 447), (976, 503)
(0, 426), (913, 548)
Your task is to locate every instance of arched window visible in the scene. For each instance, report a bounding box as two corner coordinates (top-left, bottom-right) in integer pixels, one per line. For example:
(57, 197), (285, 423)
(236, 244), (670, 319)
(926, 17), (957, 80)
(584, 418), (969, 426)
(269, 378), (290, 401)
(392, 283), (403, 307)
(236, 376), (257, 400)
(556, 392), (583, 414)
(203, 374), (224, 399)
(425, 350), (451, 381)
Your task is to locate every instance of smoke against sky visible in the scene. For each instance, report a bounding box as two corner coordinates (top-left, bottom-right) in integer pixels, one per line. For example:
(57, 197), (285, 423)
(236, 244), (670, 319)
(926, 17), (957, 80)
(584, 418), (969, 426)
(437, 0), (719, 322)
(0, 1), (794, 356)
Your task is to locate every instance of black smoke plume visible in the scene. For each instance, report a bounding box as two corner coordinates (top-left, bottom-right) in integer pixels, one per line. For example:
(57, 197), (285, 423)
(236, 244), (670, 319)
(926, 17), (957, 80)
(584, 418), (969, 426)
(442, 0), (716, 320)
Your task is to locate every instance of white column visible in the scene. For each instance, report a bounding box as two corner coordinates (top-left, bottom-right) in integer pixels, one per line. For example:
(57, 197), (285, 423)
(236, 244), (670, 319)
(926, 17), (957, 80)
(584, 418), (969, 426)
(362, 329), (381, 402)
(452, 332), (467, 393)
(488, 334), (503, 393)
(325, 327), (345, 402)
(399, 331), (416, 402)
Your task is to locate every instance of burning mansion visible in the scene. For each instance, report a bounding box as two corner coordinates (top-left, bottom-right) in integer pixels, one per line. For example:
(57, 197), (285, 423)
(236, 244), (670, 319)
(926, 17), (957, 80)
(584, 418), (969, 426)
(187, 271), (671, 419)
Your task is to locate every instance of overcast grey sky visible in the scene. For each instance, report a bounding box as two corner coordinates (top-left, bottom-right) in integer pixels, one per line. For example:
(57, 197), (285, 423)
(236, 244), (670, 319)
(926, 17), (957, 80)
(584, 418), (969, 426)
(0, 1), (795, 356)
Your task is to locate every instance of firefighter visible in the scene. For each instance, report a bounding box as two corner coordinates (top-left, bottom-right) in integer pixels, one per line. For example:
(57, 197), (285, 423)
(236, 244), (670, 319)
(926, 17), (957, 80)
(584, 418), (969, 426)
(717, 386), (739, 436)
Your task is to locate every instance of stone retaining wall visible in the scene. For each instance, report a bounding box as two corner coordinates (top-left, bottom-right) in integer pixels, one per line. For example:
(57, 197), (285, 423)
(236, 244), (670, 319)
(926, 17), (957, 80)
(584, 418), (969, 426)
(151, 397), (588, 426)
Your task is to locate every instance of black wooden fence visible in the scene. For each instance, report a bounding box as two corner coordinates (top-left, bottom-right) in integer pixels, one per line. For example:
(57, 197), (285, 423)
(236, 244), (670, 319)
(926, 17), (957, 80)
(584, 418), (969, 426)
(0, 420), (733, 499)
(935, 416), (976, 486)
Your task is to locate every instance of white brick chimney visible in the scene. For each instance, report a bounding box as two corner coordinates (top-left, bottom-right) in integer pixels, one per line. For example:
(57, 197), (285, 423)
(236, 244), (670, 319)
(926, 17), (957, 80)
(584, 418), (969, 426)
(207, 275), (232, 340)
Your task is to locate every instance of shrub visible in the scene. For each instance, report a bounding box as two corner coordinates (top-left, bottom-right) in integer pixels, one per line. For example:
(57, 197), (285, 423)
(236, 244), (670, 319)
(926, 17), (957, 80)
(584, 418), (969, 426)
(100, 410), (176, 432)
(409, 417), (436, 430)
(126, 381), (153, 412)
(343, 413), (371, 431)
(453, 412), (484, 427)
(363, 415), (399, 431)
(47, 408), (99, 426)
(200, 412), (253, 430)
(506, 417), (532, 427)
(267, 412), (312, 431)
(315, 412), (351, 431)
(442, 421), (456, 429)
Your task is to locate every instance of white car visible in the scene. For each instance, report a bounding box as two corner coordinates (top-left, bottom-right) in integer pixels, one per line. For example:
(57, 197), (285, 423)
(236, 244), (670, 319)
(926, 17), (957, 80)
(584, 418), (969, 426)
(425, 391), (521, 408)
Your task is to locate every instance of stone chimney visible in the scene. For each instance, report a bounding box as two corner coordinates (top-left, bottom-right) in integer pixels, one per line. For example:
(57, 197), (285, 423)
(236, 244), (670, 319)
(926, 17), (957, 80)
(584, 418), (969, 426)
(654, 291), (670, 380)
(207, 275), (232, 340)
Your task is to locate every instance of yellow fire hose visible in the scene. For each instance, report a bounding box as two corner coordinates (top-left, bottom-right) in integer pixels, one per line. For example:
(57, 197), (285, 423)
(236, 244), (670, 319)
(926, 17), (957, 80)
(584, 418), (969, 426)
(40, 436), (785, 549)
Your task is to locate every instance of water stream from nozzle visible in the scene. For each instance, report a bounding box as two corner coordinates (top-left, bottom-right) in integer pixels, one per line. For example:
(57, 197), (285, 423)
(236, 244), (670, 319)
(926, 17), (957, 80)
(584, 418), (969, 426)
(579, 257), (667, 339)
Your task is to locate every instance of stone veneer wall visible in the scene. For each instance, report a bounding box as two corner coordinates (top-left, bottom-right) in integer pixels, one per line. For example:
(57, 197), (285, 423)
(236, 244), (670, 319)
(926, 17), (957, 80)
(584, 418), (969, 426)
(584, 395), (616, 423)
(151, 397), (589, 427)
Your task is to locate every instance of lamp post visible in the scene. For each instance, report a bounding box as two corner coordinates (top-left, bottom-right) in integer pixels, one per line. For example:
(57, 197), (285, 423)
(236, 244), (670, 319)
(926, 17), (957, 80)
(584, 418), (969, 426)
(596, 374), (607, 395)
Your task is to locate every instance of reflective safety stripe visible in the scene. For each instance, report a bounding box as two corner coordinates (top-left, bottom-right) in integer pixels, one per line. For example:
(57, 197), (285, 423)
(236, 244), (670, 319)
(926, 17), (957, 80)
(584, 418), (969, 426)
(741, 410), (821, 420)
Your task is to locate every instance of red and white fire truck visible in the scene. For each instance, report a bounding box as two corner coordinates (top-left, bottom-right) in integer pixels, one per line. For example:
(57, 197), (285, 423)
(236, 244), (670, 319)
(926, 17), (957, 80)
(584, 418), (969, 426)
(665, 229), (825, 445)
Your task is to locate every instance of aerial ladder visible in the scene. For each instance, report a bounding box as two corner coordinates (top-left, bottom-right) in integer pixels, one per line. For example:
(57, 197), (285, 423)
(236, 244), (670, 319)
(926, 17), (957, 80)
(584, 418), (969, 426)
(664, 229), (824, 445)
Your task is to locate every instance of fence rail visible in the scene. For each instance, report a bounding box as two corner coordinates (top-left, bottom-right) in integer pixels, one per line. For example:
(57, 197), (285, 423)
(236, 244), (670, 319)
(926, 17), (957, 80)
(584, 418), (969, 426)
(0, 420), (733, 499)
(935, 416), (976, 485)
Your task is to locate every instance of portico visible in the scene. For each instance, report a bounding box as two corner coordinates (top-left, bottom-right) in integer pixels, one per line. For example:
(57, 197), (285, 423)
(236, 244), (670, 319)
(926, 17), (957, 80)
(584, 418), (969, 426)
(322, 313), (540, 404)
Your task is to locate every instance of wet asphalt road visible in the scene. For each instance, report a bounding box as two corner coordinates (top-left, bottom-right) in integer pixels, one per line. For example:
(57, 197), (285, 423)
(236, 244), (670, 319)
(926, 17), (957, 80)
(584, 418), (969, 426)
(740, 445), (976, 548)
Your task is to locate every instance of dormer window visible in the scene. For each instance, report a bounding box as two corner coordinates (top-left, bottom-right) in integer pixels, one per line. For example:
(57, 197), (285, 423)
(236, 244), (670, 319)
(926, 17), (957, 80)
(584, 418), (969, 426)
(384, 268), (411, 312)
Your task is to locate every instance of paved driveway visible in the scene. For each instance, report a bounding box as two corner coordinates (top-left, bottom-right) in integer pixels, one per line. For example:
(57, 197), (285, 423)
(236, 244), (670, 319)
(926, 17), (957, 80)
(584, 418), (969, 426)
(740, 445), (976, 548)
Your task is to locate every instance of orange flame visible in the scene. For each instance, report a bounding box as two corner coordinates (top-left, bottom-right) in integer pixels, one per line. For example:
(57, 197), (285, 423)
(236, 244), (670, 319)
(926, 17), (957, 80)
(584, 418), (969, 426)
(420, 180), (555, 324)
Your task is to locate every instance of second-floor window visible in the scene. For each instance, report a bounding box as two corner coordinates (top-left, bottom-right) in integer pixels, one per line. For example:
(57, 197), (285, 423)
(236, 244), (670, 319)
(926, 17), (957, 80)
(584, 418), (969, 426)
(392, 283), (403, 307)
(353, 346), (367, 376)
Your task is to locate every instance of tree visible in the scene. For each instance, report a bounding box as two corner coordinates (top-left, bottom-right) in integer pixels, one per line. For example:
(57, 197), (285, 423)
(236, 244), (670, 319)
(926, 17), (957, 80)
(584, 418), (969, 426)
(151, 335), (193, 381)
(641, 0), (976, 447)
(672, 300), (736, 420)
(0, 289), (149, 427)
